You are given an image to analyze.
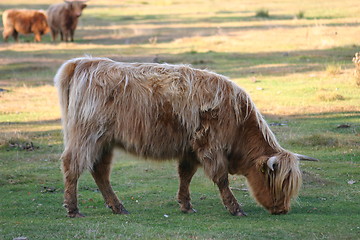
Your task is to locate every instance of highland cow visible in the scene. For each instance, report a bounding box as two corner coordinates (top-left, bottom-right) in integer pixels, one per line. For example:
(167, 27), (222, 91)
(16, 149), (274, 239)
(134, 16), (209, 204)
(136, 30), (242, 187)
(2, 9), (50, 42)
(47, 0), (87, 42)
(54, 56), (318, 218)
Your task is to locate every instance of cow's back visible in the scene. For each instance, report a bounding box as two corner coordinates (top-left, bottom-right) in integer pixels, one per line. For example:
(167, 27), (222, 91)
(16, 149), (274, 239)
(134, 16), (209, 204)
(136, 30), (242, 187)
(3, 9), (47, 34)
(4, 10), (32, 34)
(56, 57), (242, 160)
(66, 60), (198, 159)
(47, 3), (66, 29)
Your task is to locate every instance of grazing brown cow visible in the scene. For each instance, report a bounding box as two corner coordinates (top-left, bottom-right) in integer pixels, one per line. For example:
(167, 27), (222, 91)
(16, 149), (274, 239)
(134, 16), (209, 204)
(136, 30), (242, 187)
(54, 56), (318, 218)
(2, 9), (50, 42)
(47, 0), (87, 42)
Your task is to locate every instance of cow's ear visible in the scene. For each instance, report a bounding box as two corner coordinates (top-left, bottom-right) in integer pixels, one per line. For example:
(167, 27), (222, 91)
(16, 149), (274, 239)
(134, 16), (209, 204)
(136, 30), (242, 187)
(260, 163), (266, 173)
(82, 4), (87, 9)
(64, 2), (72, 9)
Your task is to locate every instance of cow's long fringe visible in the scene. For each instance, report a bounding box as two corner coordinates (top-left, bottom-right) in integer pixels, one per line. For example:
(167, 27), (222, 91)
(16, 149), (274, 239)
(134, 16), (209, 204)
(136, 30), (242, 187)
(268, 152), (302, 204)
(54, 56), (283, 178)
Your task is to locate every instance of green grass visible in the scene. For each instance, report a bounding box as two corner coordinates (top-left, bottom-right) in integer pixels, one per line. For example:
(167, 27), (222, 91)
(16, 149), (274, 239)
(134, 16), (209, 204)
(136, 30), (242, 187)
(255, 8), (270, 18)
(295, 10), (305, 19)
(0, 149), (359, 239)
(0, 0), (360, 239)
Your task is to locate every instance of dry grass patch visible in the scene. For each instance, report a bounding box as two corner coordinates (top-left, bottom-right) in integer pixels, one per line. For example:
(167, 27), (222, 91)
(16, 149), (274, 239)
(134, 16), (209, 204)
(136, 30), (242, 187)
(255, 8), (270, 18)
(315, 90), (345, 102)
(325, 63), (343, 76)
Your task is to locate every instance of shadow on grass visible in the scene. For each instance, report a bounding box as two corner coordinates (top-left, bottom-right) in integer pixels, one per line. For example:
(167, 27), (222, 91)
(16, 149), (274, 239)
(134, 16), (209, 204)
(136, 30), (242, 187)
(293, 111), (360, 120)
(147, 45), (357, 78)
(74, 19), (360, 45)
(83, 9), (350, 26)
(0, 119), (63, 155)
(0, 118), (61, 126)
(2, 43), (358, 88)
(0, 128), (62, 151)
(0, 4), (50, 11)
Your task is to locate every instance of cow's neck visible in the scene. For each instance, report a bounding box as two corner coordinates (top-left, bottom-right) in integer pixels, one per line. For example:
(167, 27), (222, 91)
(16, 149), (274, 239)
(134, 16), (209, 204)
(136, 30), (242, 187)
(228, 111), (280, 175)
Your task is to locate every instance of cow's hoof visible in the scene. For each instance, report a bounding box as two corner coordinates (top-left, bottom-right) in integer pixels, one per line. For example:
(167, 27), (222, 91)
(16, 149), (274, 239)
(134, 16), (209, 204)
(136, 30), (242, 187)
(110, 205), (130, 215)
(119, 208), (130, 215)
(181, 207), (197, 213)
(68, 211), (85, 218)
(232, 210), (247, 217)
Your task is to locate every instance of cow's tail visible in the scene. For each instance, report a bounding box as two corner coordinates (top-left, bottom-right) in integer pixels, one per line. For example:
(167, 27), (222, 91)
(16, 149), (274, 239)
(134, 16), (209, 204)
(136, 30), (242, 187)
(2, 10), (9, 39)
(2, 10), (7, 25)
(54, 59), (77, 143)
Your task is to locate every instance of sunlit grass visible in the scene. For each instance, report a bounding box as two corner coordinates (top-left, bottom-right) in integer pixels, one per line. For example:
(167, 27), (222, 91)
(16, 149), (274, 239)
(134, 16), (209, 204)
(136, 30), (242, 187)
(0, 85), (59, 118)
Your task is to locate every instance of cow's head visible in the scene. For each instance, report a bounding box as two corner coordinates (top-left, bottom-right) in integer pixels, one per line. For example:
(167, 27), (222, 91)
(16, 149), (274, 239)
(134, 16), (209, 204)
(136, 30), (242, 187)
(246, 152), (317, 214)
(65, 0), (87, 17)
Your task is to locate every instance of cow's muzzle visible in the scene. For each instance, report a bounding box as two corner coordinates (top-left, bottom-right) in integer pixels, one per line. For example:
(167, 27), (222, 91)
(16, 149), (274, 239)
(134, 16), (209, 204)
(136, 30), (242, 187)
(271, 209), (288, 215)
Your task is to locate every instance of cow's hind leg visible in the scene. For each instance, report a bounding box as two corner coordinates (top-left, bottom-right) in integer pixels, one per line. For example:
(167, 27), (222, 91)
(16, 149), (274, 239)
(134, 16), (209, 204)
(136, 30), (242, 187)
(3, 28), (12, 42)
(215, 174), (247, 216)
(91, 149), (129, 215)
(70, 29), (75, 42)
(177, 154), (199, 213)
(12, 31), (19, 42)
(62, 152), (84, 218)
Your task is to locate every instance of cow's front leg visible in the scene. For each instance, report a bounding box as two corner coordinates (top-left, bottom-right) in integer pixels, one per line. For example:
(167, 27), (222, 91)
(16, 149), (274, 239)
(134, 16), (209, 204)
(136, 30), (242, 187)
(195, 146), (246, 216)
(70, 29), (75, 42)
(177, 155), (199, 213)
(50, 28), (58, 42)
(60, 31), (64, 41)
(215, 175), (247, 216)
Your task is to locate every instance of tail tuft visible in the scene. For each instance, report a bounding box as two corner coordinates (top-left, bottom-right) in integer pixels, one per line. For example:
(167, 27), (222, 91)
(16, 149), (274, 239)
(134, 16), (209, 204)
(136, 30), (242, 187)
(54, 59), (77, 141)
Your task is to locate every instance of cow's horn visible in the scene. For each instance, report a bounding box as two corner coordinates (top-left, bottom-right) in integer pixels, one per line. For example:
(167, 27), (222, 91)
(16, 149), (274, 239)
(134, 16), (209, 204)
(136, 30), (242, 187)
(294, 153), (319, 161)
(267, 156), (278, 171)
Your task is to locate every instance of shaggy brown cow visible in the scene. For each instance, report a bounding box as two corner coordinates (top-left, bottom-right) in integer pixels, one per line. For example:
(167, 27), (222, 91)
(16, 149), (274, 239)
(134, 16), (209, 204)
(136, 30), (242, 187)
(54, 56), (318, 218)
(47, 0), (87, 42)
(2, 9), (50, 42)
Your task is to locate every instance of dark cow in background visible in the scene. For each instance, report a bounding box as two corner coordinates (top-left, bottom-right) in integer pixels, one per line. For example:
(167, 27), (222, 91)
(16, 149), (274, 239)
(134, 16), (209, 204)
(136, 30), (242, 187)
(54, 56), (318, 218)
(2, 9), (50, 42)
(47, 0), (87, 42)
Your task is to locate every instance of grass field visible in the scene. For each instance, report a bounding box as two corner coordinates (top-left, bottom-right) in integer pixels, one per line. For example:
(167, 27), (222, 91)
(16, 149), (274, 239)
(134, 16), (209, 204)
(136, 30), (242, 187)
(0, 0), (359, 239)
